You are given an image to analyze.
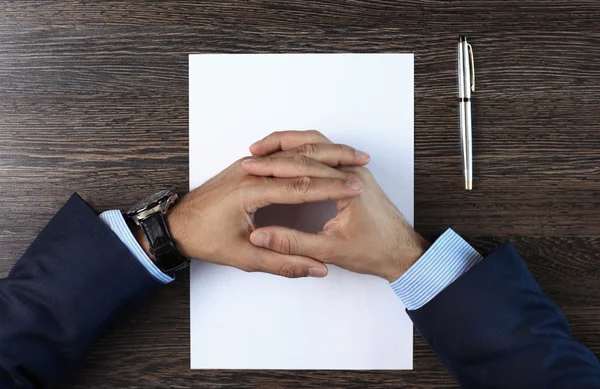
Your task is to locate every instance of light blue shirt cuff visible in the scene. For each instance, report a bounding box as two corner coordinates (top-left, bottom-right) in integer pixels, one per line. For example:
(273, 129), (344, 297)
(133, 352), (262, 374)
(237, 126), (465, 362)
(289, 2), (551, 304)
(390, 228), (483, 310)
(99, 210), (174, 284)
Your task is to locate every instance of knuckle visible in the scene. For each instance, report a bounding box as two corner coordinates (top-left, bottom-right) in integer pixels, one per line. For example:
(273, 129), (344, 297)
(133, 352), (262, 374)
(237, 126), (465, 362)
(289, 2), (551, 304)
(237, 175), (256, 189)
(336, 144), (354, 162)
(344, 170), (360, 181)
(259, 155), (273, 165)
(315, 232), (339, 260)
(278, 261), (300, 278)
(297, 143), (317, 158)
(289, 176), (312, 195)
(345, 145), (358, 158)
(292, 155), (312, 171)
(316, 246), (332, 261)
(277, 234), (298, 255)
(334, 143), (348, 153)
(307, 129), (323, 137)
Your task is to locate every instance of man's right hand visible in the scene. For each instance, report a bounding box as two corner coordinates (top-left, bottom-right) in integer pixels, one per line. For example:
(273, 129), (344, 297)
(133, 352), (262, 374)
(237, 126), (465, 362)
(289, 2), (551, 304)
(245, 131), (431, 282)
(163, 139), (369, 279)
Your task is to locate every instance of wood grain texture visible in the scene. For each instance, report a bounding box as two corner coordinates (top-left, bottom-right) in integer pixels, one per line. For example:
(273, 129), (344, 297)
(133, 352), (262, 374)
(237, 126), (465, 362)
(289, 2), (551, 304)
(1, 1), (599, 387)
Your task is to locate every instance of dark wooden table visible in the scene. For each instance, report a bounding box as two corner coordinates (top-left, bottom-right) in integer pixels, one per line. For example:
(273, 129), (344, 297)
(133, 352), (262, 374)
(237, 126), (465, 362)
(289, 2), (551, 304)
(1, 1), (599, 388)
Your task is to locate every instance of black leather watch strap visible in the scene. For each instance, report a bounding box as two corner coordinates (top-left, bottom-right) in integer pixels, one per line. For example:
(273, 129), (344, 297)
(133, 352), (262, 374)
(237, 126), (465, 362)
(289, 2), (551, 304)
(139, 212), (190, 274)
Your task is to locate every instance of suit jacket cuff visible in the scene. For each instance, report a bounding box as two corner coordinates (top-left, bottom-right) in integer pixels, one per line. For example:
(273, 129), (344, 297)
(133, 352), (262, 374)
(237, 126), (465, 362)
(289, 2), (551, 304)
(0, 193), (162, 386)
(99, 210), (174, 284)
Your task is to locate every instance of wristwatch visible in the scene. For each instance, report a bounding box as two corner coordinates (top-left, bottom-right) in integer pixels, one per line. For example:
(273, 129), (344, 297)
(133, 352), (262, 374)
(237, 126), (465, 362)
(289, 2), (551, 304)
(124, 189), (190, 275)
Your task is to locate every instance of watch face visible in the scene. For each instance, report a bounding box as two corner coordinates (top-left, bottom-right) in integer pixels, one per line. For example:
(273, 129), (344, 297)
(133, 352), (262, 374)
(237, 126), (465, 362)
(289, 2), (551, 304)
(127, 189), (173, 215)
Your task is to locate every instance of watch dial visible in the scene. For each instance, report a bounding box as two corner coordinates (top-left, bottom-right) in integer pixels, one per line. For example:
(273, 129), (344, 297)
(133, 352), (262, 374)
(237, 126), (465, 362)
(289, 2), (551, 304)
(127, 189), (172, 214)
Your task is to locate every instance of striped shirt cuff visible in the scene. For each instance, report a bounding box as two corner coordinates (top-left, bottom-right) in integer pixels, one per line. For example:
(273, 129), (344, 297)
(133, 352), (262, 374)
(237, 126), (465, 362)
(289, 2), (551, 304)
(390, 228), (483, 310)
(99, 210), (174, 284)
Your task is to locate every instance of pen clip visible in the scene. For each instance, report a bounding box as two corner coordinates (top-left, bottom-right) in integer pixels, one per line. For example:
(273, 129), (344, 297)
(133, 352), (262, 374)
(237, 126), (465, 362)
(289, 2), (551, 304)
(468, 43), (475, 92)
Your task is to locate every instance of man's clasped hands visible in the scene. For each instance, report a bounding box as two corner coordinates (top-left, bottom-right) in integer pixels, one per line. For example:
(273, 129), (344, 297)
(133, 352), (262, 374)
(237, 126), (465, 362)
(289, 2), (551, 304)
(164, 130), (430, 283)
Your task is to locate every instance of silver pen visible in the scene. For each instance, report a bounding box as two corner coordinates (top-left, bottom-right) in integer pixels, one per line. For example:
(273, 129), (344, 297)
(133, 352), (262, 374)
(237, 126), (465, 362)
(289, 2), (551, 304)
(457, 35), (475, 190)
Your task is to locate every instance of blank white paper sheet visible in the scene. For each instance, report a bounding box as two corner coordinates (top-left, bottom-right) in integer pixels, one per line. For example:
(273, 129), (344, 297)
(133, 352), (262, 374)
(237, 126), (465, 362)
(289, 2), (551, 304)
(189, 53), (414, 370)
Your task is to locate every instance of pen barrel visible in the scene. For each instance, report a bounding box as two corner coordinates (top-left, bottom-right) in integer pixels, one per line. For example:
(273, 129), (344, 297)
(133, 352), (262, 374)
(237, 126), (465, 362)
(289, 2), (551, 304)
(458, 37), (473, 190)
(459, 101), (473, 190)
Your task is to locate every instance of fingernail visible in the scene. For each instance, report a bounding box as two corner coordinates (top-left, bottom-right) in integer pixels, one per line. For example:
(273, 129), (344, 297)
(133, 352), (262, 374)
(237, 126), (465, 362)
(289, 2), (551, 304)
(250, 232), (269, 247)
(355, 150), (370, 162)
(242, 158), (259, 166)
(347, 180), (363, 191)
(308, 267), (327, 277)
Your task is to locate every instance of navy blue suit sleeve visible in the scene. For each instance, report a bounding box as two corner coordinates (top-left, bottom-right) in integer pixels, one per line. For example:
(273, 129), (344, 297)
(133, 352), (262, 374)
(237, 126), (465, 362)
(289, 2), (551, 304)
(0, 194), (161, 388)
(408, 242), (600, 389)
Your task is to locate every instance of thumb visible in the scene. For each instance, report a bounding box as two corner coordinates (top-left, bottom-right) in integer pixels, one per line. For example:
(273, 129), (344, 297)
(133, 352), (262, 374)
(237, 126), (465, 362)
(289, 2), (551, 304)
(249, 226), (333, 261)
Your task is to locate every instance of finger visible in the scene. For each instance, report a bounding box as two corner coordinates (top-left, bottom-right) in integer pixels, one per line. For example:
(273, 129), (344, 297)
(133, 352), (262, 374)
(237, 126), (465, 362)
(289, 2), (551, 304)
(247, 176), (363, 210)
(269, 143), (370, 167)
(241, 155), (348, 179)
(249, 130), (332, 156)
(244, 245), (328, 278)
(250, 226), (332, 261)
